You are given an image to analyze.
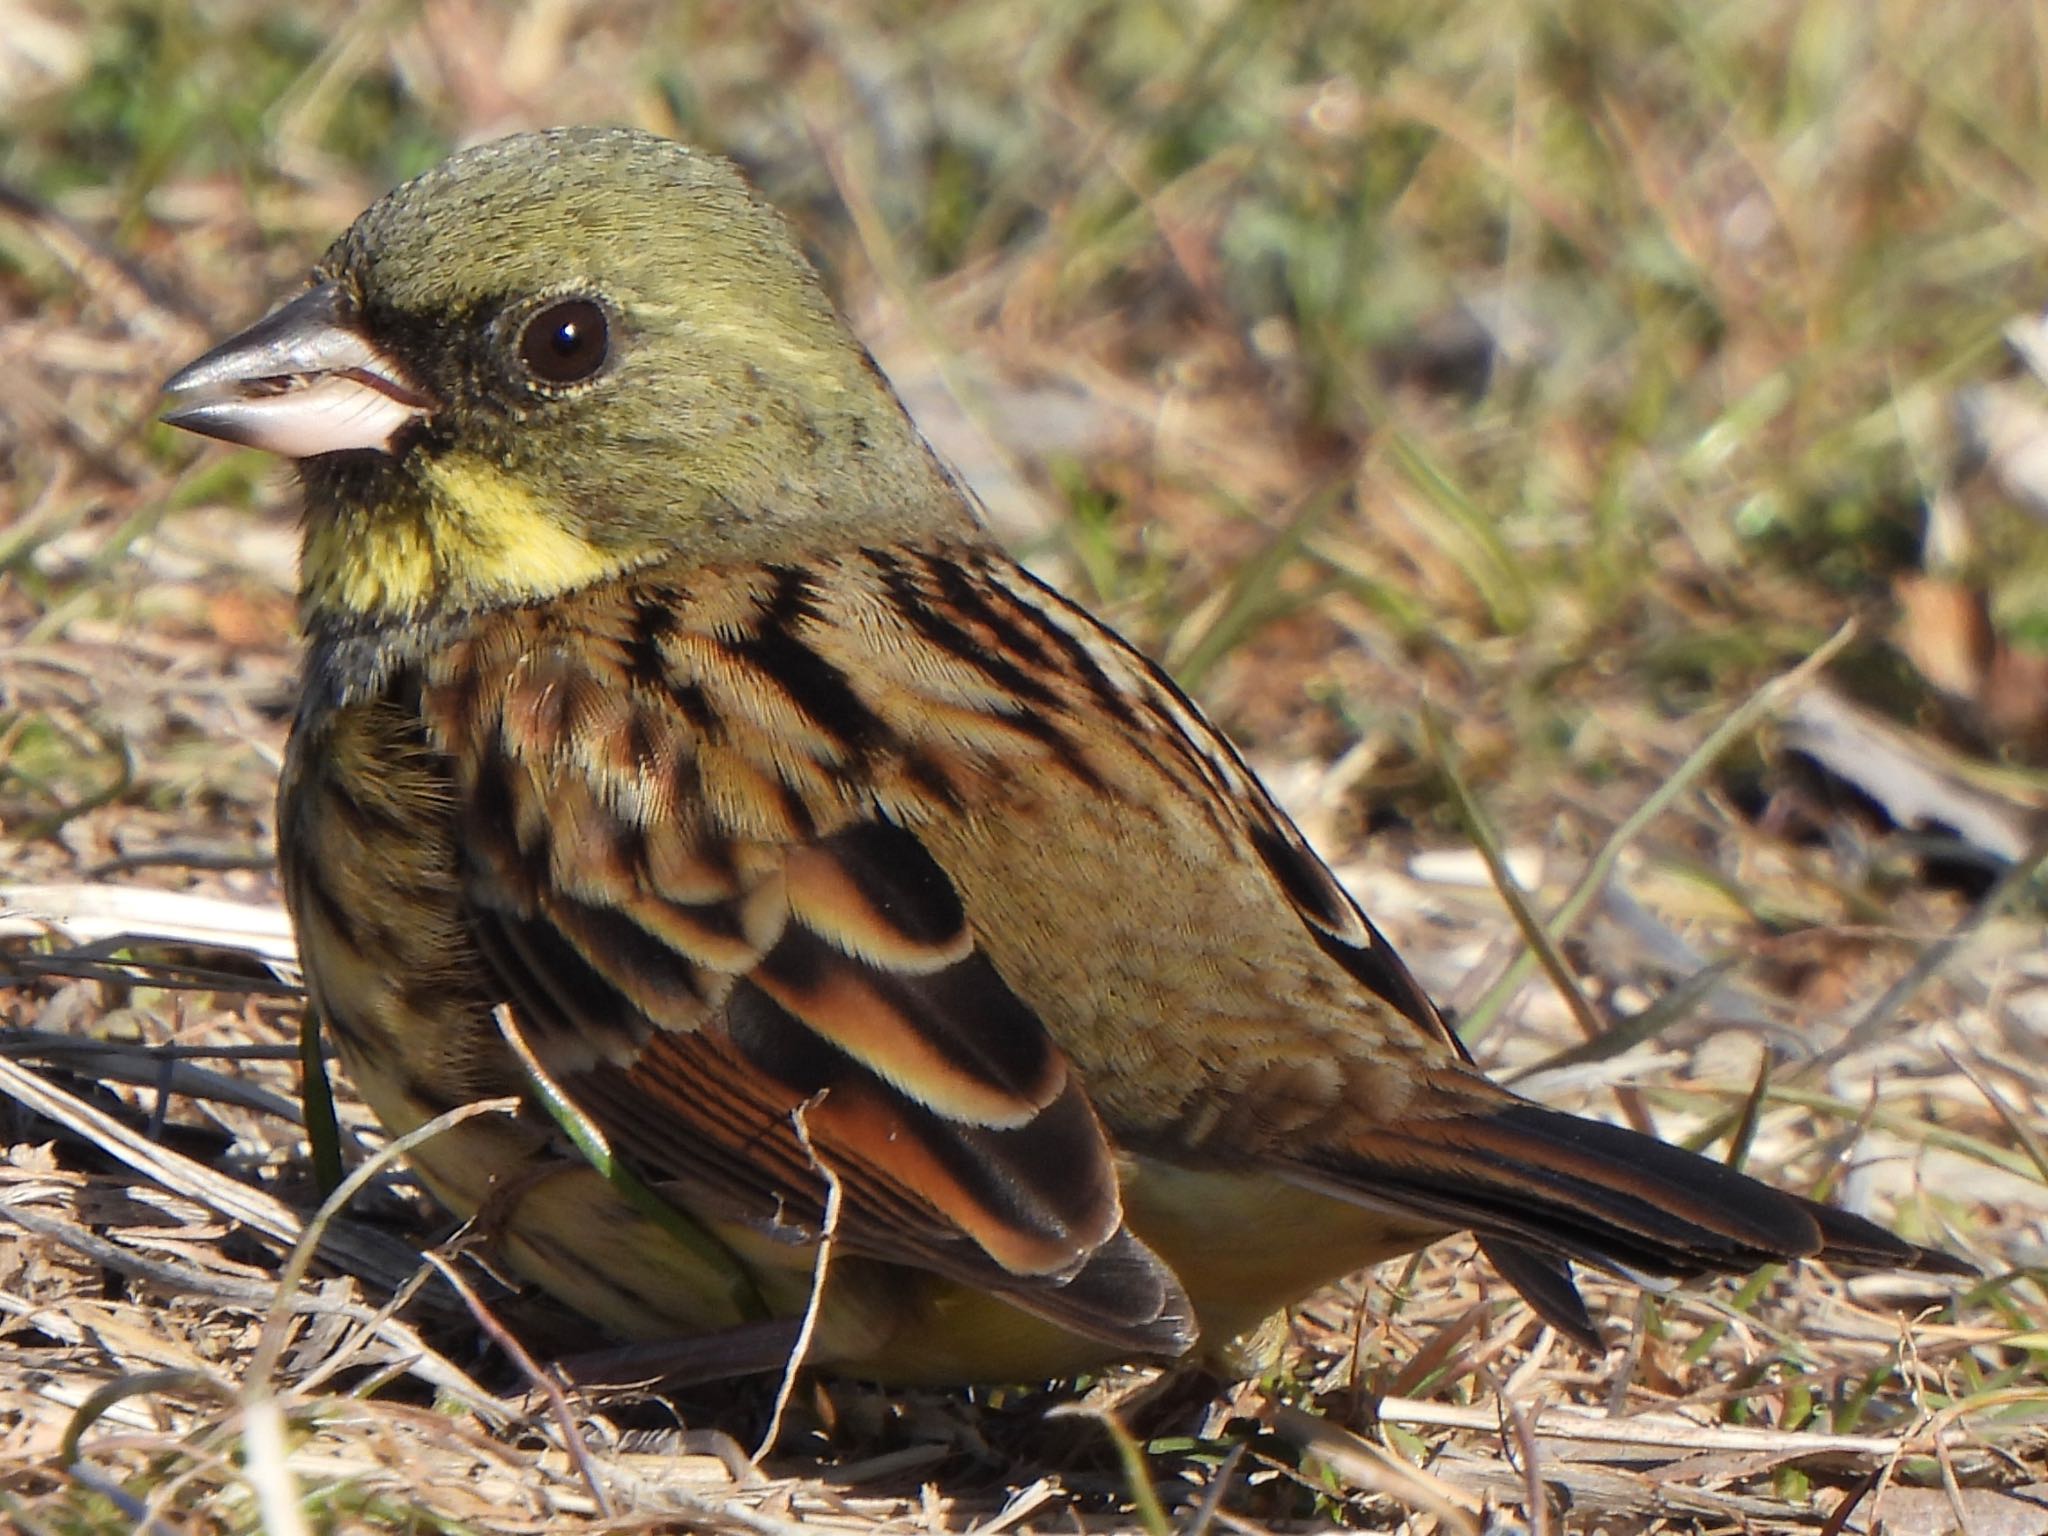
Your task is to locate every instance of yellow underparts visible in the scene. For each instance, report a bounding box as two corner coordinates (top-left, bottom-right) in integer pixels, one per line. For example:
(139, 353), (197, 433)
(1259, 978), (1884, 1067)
(304, 454), (624, 617)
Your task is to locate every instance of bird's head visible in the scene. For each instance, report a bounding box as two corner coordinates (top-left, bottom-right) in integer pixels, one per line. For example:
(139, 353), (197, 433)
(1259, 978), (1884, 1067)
(163, 127), (965, 624)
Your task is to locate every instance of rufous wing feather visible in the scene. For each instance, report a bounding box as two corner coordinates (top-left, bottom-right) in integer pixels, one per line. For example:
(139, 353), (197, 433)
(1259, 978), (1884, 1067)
(432, 620), (1193, 1357)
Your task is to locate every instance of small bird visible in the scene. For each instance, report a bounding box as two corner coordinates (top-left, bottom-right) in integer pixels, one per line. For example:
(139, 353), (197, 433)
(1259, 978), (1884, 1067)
(162, 128), (1966, 1387)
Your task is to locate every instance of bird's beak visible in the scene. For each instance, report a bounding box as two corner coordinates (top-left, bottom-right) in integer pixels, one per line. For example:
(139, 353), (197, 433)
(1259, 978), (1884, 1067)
(160, 283), (435, 459)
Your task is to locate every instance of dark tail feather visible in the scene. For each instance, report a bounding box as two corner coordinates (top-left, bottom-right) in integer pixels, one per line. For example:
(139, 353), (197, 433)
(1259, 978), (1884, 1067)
(1799, 1195), (1975, 1277)
(1303, 1099), (1969, 1337)
(1476, 1236), (1602, 1350)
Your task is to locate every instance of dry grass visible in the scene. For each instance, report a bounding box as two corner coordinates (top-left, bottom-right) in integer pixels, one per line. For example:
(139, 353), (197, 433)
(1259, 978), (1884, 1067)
(2, 1), (2046, 1530)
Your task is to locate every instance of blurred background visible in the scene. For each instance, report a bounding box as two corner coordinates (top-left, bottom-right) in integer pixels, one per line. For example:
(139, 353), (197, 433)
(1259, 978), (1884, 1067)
(2, 2), (2045, 1530)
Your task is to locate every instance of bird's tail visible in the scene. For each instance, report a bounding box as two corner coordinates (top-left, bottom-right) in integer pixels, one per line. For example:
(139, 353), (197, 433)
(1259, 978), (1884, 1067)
(1289, 1099), (1970, 1348)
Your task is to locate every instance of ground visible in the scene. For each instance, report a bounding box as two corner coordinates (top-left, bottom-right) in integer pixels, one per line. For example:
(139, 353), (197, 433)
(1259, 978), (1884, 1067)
(1, 3), (2045, 1532)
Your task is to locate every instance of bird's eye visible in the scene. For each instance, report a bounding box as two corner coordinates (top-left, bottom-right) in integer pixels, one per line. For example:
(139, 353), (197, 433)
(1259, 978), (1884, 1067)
(517, 298), (610, 386)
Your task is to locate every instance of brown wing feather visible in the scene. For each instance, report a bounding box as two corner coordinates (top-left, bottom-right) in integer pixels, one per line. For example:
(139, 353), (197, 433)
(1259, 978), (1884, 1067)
(986, 557), (1468, 1060)
(425, 578), (1193, 1356)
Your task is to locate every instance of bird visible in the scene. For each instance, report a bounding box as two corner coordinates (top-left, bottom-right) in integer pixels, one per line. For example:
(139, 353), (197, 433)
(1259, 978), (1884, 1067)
(160, 127), (1968, 1388)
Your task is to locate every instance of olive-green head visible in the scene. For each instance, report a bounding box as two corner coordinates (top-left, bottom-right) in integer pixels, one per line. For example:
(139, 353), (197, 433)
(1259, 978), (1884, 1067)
(163, 127), (967, 623)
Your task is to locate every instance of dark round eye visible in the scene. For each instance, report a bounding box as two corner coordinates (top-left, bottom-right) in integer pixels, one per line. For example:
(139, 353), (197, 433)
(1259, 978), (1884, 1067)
(517, 298), (610, 385)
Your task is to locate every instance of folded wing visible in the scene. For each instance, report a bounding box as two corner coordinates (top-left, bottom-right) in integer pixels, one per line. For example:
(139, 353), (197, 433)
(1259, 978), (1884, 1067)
(428, 607), (1193, 1358)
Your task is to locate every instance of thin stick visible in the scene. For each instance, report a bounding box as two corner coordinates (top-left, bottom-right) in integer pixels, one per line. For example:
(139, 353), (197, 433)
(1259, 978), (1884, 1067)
(1488, 1371), (1552, 1536)
(421, 1249), (612, 1519)
(754, 1097), (842, 1465)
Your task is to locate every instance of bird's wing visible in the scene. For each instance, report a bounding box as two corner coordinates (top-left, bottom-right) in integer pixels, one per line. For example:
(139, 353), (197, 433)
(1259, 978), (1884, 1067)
(420, 577), (1191, 1357)
(973, 554), (1468, 1058)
